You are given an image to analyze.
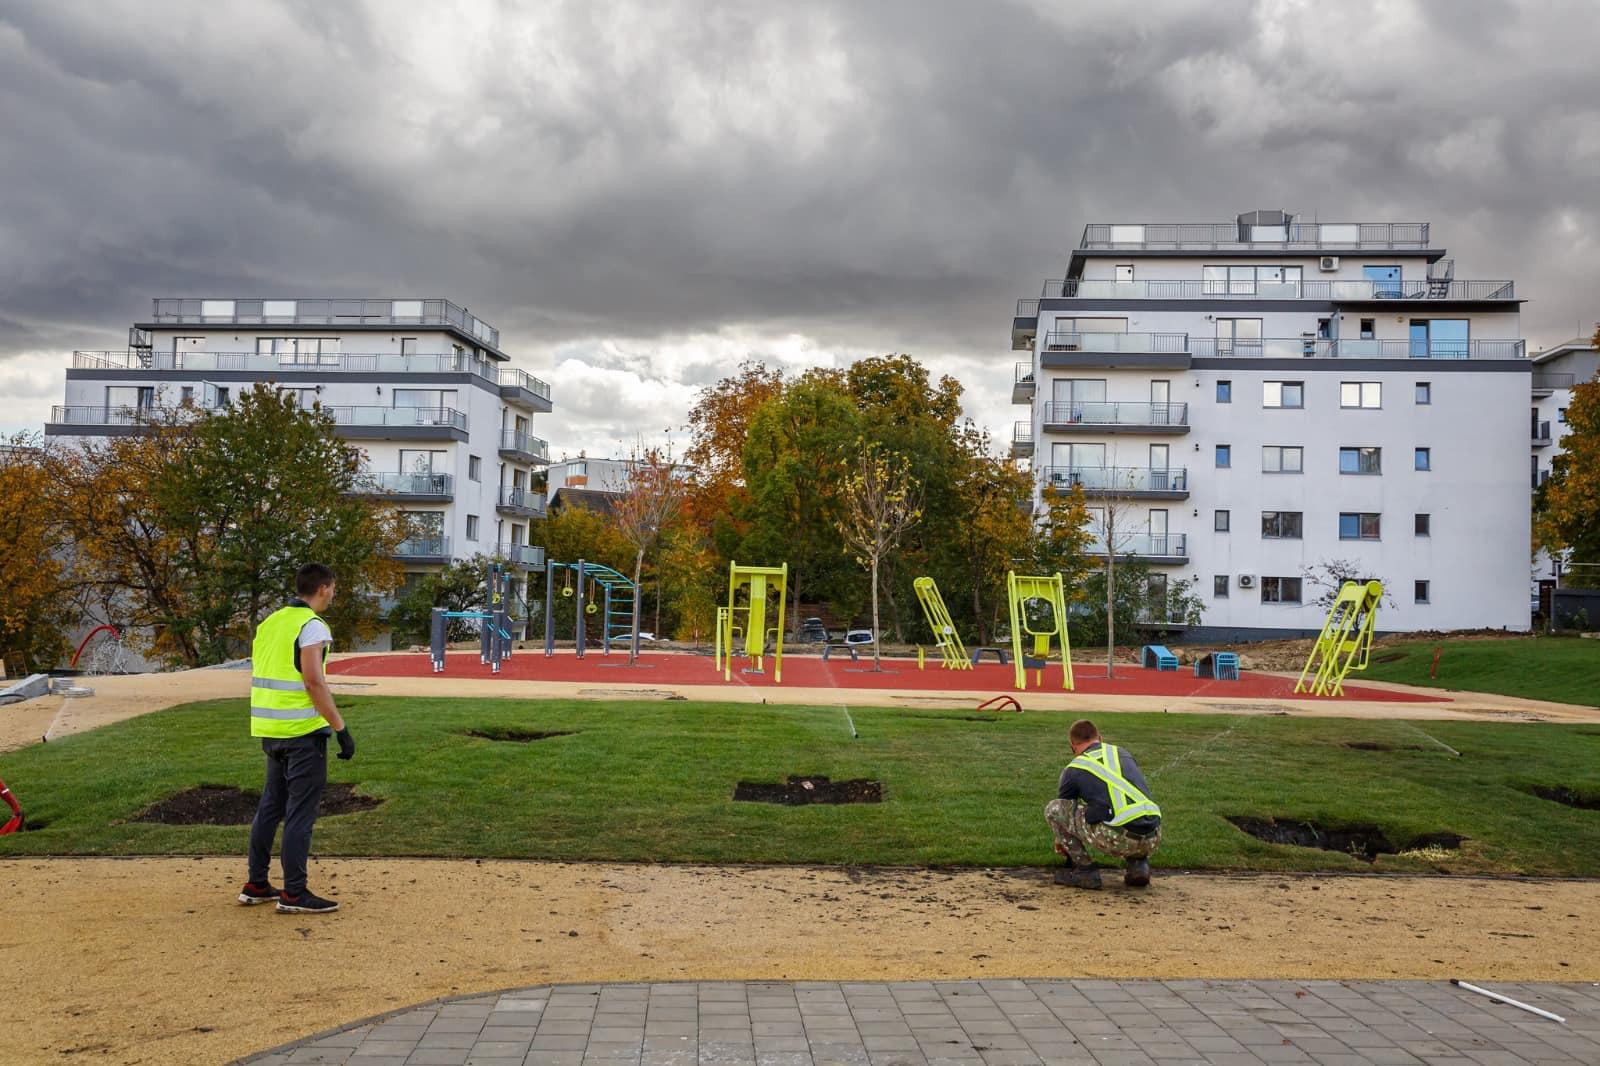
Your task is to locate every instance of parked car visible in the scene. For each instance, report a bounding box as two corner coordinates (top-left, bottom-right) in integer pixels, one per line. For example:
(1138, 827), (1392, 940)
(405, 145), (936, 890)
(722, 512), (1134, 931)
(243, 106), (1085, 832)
(796, 617), (830, 643)
(843, 629), (875, 646)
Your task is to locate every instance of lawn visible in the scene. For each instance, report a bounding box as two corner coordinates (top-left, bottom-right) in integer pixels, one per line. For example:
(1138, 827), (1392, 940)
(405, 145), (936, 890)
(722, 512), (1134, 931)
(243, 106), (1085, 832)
(1358, 635), (1600, 707)
(2, 696), (1598, 875)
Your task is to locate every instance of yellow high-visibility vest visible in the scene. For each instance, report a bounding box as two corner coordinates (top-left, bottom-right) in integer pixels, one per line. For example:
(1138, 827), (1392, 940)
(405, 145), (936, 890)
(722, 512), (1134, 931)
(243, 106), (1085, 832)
(249, 605), (330, 739)
(1067, 743), (1162, 826)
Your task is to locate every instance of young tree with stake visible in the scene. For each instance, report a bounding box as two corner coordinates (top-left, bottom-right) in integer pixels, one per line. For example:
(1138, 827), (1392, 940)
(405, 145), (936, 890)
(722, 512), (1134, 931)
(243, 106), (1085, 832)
(612, 445), (685, 664)
(835, 441), (922, 671)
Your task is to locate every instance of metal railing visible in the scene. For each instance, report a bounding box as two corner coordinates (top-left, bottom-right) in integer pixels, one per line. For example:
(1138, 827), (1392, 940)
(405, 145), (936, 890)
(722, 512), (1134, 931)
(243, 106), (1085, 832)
(1533, 422), (1553, 443)
(1042, 277), (1514, 301)
(1039, 466), (1189, 494)
(1013, 421), (1033, 444)
(394, 535), (452, 558)
(1089, 532), (1188, 558)
(1014, 362), (1035, 385)
(1042, 331), (1189, 353)
(1189, 338), (1525, 360)
(150, 298), (498, 347)
(1042, 401), (1188, 427)
(498, 368), (552, 400)
(48, 404), (190, 427)
(1533, 371), (1576, 389)
(500, 430), (550, 462)
(1015, 298), (1040, 319)
(363, 472), (455, 497)
(74, 349), (501, 380)
(1079, 221), (1430, 250)
(498, 486), (547, 513)
(325, 406), (467, 431)
(497, 543), (547, 568)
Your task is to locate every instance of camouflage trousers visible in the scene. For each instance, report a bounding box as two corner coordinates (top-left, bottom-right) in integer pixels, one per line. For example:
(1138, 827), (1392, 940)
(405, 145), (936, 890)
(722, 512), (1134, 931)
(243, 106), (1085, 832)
(1044, 798), (1162, 866)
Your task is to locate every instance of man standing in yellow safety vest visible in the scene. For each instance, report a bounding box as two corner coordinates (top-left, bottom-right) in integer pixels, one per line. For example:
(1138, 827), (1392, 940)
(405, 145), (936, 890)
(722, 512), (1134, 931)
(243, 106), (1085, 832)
(238, 563), (355, 914)
(1044, 719), (1162, 890)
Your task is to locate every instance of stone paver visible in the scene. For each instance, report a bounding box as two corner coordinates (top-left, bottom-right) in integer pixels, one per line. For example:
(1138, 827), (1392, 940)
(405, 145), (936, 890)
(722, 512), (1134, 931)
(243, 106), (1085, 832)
(236, 980), (1600, 1066)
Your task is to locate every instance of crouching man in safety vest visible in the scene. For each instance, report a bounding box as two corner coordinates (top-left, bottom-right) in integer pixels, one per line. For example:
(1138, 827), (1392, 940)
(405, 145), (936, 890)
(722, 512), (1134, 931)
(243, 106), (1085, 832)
(238, 562), (355, 914)
(1044, 718), (1162, 890)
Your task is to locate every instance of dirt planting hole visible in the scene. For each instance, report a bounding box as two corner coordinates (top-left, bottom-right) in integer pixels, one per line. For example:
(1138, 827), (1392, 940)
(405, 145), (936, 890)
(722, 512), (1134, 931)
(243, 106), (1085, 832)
(1343, 741), (1428, 752)
(465, 728), (577, 743)
(733, 775), (883, 806)
(1525, 785), (1600, 810)
(1372, 651), (1408, 664)
(132, 784), (382, 825)
(1227, 816), (1461, 861)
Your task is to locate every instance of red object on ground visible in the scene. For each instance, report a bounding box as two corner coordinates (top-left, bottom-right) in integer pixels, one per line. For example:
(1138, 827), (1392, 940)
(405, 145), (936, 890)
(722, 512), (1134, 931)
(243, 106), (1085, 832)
(331, 650), (1449, 703)
(0, 777), (23, 835)
(976, 695), (1023, 713)
(70, 624), (121, 669)
(1430, 646), (1444, 679)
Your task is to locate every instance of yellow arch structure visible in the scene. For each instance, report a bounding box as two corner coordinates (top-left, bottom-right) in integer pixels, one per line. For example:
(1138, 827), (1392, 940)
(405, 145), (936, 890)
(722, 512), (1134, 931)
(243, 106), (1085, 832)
(721, 561), (789, 683)
(1006, 571), (1074, 691)
(1295, 580), (1383, 696)
(913, 577), (970, 670)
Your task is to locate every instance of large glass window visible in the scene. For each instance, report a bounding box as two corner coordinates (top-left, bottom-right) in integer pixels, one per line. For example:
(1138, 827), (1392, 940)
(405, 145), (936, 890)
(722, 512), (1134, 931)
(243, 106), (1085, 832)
(1261, 511), (1303, 539)
(1263, 381), (1304, 408)
(1339, 447), (1382, 474)
(106, 386), (155, 410)
(1364, 265), (1402, 297)
(1205, 266), (1302, 296)
(1340, 382), (1382, 408)
(400, 449), (447, 475)
(1261, 577), (1303, 604)
(258, 337), (340, 364)
(1215, 318), (1263, 355)
(393, 389), (458, 411)
(1410, 319), (1469, 358)
(1339, 512), (1382, 540)
(1262, 446), (1303, 473)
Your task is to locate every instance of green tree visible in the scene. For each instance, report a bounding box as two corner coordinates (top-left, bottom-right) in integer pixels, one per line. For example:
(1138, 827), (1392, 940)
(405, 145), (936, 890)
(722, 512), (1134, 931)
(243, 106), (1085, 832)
(1536, 332), (1600, 587)
(387, 555), (500, 646)
(835, 441), (922, 669)
(658, 525), (721, 643)
(933, 425), (1036, 644)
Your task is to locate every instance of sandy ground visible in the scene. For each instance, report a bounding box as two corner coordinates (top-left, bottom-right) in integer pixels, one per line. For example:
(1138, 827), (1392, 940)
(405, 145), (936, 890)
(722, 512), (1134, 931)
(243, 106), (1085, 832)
(1, 858), (1596, 1065)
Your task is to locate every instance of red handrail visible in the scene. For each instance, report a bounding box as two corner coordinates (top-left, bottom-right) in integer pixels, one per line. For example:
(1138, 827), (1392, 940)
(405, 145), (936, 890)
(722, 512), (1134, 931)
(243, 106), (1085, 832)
(70, 624), (122, 668)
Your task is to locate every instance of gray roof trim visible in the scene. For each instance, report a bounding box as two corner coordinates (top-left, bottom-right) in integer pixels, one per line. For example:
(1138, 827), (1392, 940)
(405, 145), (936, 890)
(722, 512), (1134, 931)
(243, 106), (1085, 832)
(1194, 358), (1530, 373)
(134, 320), (511, 362)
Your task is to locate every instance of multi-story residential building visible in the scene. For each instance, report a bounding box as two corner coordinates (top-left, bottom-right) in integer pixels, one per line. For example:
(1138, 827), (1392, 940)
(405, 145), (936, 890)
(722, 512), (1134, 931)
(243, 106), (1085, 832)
(45, 297), (552, 637)
(1530, 335), (1599, 601)
(1011, 212), (1530, 640)
(546, 456), (697, 496)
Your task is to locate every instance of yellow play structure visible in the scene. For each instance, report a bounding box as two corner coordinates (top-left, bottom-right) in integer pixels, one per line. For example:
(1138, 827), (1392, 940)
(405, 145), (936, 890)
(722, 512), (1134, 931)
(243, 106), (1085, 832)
(1295, 579), (1383, 696)
(1006, 571), (1074, 691)
(913, 576), (970, 670)
(716, 561), (789, 682)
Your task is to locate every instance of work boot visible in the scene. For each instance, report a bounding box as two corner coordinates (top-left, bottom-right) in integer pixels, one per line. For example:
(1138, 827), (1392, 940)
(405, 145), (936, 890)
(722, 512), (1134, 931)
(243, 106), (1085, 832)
(1053, 864), (1102, 889)
(1124, 858), (1152, 888)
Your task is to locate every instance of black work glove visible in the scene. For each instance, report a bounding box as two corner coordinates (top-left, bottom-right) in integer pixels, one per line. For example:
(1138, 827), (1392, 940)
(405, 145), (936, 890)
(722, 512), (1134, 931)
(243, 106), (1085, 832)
(335, 727), (356, 761)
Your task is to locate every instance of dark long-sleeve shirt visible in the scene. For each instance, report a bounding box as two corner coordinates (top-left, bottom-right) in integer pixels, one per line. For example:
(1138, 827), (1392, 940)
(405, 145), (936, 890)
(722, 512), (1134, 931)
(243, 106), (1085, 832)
(1057, 742), (1160, 833)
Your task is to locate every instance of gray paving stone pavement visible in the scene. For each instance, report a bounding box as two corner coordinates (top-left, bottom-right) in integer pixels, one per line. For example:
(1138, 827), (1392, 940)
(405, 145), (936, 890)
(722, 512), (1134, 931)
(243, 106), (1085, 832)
(237, 980), (1600, 1066)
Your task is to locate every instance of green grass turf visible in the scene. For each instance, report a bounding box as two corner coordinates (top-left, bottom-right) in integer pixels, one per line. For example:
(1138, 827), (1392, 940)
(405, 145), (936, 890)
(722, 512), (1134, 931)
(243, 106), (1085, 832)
(2, 696), (1598, 874)
(1357, 636), (1600, 708)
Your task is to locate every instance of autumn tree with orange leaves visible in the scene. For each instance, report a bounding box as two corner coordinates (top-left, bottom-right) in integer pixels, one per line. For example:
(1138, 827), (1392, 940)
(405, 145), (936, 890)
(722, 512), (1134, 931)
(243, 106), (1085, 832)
(0, 435), (73, 672)
(1536, 328), (1600, 587)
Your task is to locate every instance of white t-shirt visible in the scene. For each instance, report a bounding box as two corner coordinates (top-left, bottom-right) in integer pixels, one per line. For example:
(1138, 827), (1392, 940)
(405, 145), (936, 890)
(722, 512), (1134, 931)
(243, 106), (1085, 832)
(297, 618), (333, 649)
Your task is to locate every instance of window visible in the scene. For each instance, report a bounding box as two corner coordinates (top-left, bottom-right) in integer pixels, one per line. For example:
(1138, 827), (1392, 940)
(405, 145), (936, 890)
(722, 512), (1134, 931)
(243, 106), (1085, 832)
(1364, 265), (1402, 297)
(1339, 447), (1381, 474)
(1317, 318), (1332, 339)
(1215, 510), (1230, 532)
(1339, 512), (1382, 540)
(1413, 513), (1430, 536)
(468, 456), (482, 482)
(393, 388), (457, 410)
(1414, 580), (1430, 604)
(1558, 407), (1568, 424)
(1340, 382), (1381, 409)
(1409, 319), (1469, 358)
(1204, 265), (1302, 295)
(465, 515), (479, 542)
(1359, 318), (1376, 340)
(1114, 264), (1134, 283)
(180, 386), (194, 405)
(1049, 378), (1106, 420)
(1213, 575), (1230, 598)
(1415, 382), (1432, 405)
(1215, 445), (1231, 468)
(1263, 381), (1305, 408)
(1261, 577), (1302, 604)
(400, 337), (419, 356)
(1262, 446), (1303, 473)
(1415, 447), (1431, 471)
(106, 386), (155, 410)
(214, 386), (230, 406)
(400, 449), (447, 475)
(1261, 511), (1303, 539)
(1216, 380), (1232, 403)
(258, 337), (340, 364)
(1214, 318), (1263, 355)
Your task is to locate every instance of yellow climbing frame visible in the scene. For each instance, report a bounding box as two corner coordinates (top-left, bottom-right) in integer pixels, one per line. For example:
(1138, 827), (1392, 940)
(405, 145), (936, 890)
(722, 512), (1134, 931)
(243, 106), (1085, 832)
(722, 561), (789, 683)
(1295, 580), (1383, 696)
(913, 576), (970, 670)
(1006, 571), (1074, 691)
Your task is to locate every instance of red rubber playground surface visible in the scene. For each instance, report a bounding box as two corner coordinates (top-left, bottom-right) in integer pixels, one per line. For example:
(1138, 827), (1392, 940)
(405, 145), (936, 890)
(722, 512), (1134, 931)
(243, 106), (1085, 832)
(331, 650), (1449, 703)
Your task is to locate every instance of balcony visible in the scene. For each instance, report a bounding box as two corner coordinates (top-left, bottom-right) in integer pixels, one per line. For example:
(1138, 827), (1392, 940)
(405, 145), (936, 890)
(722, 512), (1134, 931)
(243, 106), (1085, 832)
(1013, 299), (1039, 350)
(1041, 401), (1189, 434)
(496, 486), (547, 517)
(393, 536), (452, 564)
(73, 348), (500, 382)
(47, 404), (184, 432)
(1078, 221), (1430, 251)
(1089, 532), (1189, 565)
(497, 543), (547, 570)
(1041, 278), (1514, 302)
(1187, 338), (1525, 361)
(1533, 371), (1576, 396)
(149, 298), (499, 348)
(1533, 422), (1553, 448)
(499, 429), (550, 464)
(325, 406), (468, 440)
(356, 472), (455, 501)
(1012, 362), (1035, 405)
(499, 368), (553, 411)
(1011, 421), (1033, 458)
(1040, 466), (1189, 500)
(1043, 332), (1189, 354)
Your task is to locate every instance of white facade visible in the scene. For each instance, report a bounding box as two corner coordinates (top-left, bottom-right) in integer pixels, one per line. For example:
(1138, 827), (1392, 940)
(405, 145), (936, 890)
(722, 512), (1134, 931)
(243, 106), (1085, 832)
(1012, 214), (1531, 639)
(1530, 337), (1599, 593)
(45, 297), (552, 626)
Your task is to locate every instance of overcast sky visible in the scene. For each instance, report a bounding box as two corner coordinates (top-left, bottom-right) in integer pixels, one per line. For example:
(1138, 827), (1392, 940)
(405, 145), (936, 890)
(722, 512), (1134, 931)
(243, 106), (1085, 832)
(3, 0), (1597, 458)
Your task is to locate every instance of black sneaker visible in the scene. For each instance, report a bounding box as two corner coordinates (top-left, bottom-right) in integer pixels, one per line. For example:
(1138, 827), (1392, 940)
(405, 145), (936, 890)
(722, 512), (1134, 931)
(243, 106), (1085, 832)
(276, 890), (339, 914)
(237, 881), (279, 905)
(1124, 858), (1152, 888)
(1053, 865), (1103, 890)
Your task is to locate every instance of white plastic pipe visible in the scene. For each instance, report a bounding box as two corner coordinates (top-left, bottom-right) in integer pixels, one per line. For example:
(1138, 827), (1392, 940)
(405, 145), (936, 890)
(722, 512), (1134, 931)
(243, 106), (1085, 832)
(1451, 980), (1566, 1023)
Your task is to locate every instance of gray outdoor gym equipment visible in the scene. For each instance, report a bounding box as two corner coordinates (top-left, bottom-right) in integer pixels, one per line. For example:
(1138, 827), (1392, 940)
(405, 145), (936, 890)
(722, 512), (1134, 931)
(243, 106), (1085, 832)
(543, 558), (637, 658)
(429, 562), (516, 673)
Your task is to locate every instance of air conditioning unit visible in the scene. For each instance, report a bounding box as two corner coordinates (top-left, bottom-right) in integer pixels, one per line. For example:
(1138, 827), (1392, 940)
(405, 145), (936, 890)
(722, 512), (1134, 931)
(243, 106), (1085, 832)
(1318, 256), (1340, 271)
(1237, 574), (1255, 589)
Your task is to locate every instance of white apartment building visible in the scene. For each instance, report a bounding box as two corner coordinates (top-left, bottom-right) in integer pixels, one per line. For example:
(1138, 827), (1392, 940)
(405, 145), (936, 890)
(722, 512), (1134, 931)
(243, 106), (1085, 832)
(1530, 336), (1599, 599)
(45, 297), (552, 632)
(546, 456), (697, 496)
(1011, 212), (1530, 640)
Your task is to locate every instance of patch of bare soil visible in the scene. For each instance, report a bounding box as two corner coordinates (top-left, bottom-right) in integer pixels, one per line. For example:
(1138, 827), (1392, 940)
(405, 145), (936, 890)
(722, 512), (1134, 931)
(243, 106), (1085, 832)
(1524, 784), (1600, 810)
(131, 783), (382, 825)
(733, 775), (883, 805)
(465, 728), (577, 743)
(1342, 741), (1429, 752)
(1227, 816), (1462, 861)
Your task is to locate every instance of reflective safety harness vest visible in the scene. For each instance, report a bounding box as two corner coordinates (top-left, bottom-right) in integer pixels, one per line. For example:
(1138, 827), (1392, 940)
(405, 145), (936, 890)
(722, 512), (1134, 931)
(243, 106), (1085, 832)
(250, 604), (330, 739)
(1067, 743), (1162, 826)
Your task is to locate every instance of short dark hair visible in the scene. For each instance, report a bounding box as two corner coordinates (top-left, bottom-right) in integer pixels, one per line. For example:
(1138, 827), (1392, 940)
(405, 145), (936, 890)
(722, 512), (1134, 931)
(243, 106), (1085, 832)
(1069, 719), (1099, 745)
(295, 563), (337, 597)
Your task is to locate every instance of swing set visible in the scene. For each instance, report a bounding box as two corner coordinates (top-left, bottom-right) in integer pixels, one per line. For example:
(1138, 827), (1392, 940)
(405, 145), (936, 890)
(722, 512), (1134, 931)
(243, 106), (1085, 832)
(542, 558), (638, 657)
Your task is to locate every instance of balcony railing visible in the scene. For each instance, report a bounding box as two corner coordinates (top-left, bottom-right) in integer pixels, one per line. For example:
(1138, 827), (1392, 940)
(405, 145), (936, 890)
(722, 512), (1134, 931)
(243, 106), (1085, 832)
(362, 472), (455, 497)
(1533, 371), (1576, 390)
(1040, 466), (1189, 494)
(498, 367), (552, 400)
(1079, 221), (1430, 250)
(497, 543), (547, 569)
(73, 349), (501, 381)
(1013, 421), (1033, 444)
(394, 535), (452, 559)
(1188, 338), (1525, 360)
(1015, 298), (1040, 319)
(1042, 331), (1189, 353)
(150, 298), (498, 347)
(1015, 362), (1035, 384)
(1089, 532), (1188, 559)
(1042, 401), (1188, 427)
(498, 486), (547, 514)
(1533, 422), (1553, 445)
(325, 406), (467, 431)
(500, 430), (550, 463)
(48, 404), (191, 427)
(1042, 278), (1514, 301)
